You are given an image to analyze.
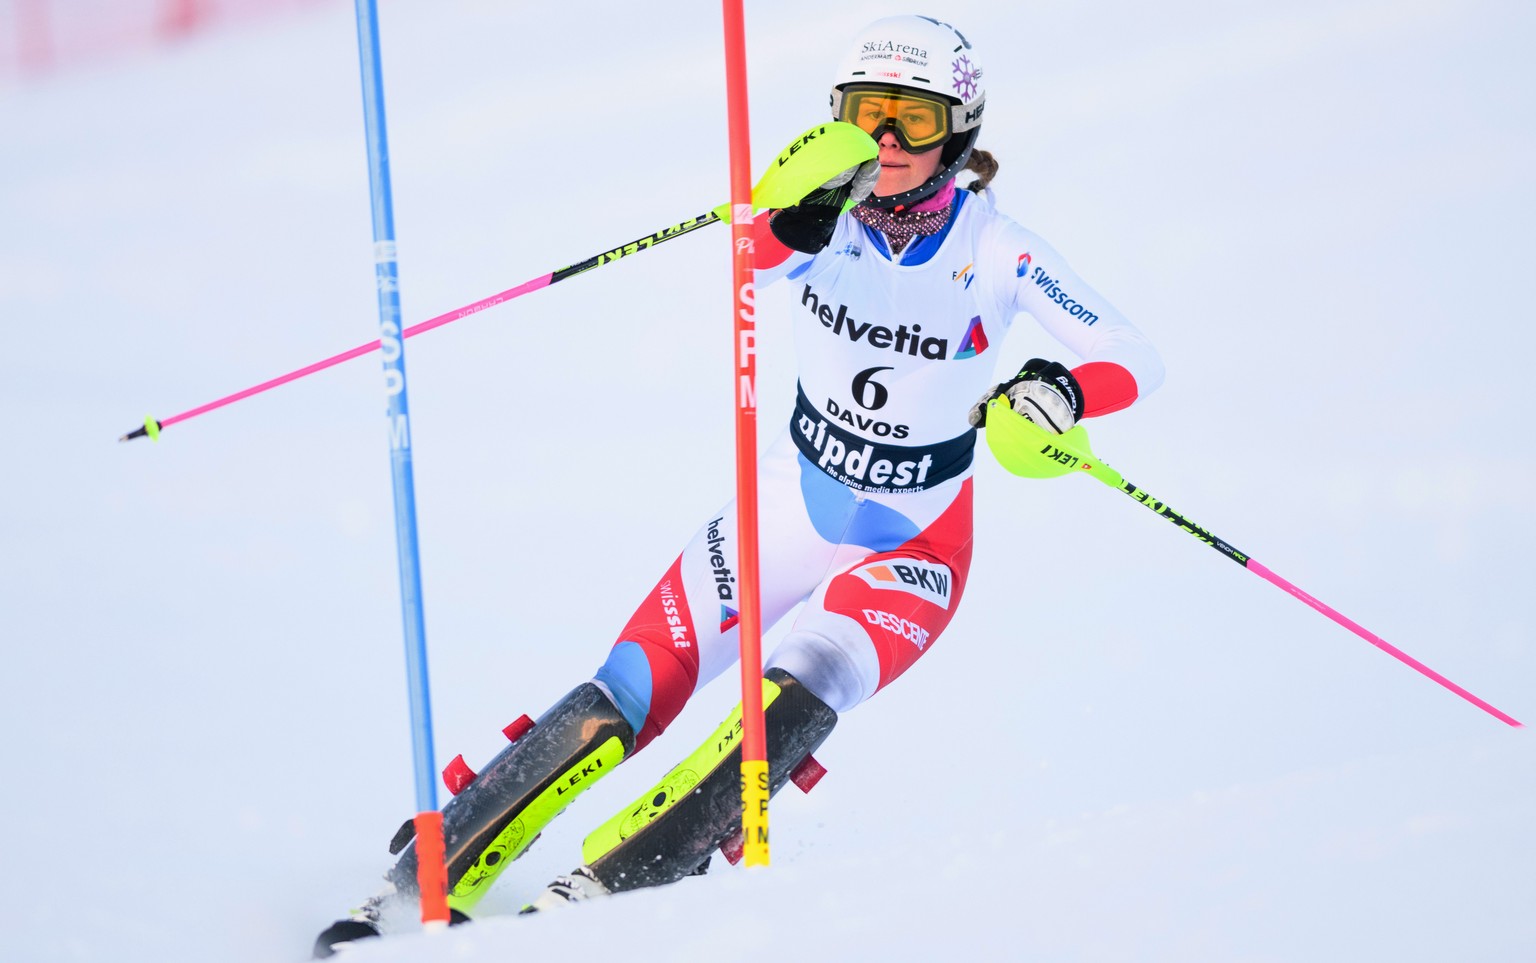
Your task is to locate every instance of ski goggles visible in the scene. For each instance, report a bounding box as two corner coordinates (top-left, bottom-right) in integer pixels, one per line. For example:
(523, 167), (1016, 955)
(834, 84), (975, 153)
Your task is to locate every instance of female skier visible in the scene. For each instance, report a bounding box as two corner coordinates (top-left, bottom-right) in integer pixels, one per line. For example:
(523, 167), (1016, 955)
(317, 14), (1163, 954)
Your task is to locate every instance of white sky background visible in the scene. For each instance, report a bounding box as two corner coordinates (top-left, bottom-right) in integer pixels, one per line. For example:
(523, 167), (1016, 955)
(1, 1), (1533, 960)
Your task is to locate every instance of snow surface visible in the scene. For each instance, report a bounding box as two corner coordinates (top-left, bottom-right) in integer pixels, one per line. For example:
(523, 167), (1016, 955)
(2, 1), (1533, 961)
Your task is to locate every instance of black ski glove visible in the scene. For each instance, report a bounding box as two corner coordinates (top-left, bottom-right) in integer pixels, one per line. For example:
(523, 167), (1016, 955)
(967, 358), (1085, 433)
(768, 158), (880, 254)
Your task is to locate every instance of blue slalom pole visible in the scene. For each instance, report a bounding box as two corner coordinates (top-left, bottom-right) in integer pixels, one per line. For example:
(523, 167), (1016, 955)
(351, 1), (438, 821)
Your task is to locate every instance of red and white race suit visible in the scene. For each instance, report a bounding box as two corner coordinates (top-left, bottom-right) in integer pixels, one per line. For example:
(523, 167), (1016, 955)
(594, 187), (1163, 750)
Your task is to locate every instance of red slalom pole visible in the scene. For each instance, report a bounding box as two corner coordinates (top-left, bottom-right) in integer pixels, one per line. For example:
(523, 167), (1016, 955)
(721, 0), (770, 866)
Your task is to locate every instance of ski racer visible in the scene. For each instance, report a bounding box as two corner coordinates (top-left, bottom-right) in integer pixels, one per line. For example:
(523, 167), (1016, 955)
(316, 13), (1163, 955)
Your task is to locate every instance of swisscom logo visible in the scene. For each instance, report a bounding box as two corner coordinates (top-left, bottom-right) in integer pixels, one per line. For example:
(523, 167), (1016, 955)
(1016, 251), (1099, 326)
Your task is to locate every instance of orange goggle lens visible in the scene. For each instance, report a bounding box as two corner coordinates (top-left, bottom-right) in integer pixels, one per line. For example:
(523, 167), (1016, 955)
(837, 86), (952, 152)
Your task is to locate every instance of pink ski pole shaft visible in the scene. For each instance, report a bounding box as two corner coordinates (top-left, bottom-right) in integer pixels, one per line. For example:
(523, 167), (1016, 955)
(1104, 467), (1523, 727)
(118, 211), (721, 442)
(987, 404), (1523, 727)
(1241, 557), (1520, 726)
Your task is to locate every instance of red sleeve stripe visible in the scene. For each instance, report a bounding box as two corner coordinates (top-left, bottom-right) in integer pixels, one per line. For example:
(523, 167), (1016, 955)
(753, 212), (795, 270)
(1071, 361), (1139, 418)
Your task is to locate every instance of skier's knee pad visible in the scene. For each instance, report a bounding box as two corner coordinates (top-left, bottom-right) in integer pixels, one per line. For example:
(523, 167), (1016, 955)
(578, 668), (838, 893)
(388, 682), (634, 910)
(766, 628), (877, 713)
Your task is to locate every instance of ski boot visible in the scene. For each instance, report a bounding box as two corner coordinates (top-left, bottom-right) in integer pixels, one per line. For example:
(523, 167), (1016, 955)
(312, 682), (635, 956)
(523, 668), (837, 911)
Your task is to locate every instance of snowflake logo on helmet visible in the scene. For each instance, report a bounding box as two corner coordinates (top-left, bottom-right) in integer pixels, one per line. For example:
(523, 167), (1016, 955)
(951, 55), (979, 100)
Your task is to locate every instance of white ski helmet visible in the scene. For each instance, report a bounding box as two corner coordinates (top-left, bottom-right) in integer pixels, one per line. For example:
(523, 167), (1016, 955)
(830, 15), (986, 209)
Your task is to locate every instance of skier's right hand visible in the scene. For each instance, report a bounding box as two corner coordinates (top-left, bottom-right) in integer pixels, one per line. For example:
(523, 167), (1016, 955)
(769, 158), (880, 254)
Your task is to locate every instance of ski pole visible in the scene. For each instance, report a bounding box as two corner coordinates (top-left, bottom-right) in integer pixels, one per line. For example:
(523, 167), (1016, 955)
(982, 397), (1524, 728)
(116, 212), (722, 442)
(116, 121), (878, 445)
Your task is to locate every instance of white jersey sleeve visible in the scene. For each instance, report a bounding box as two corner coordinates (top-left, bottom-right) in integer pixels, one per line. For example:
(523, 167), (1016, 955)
(981, 215), (1165, 397)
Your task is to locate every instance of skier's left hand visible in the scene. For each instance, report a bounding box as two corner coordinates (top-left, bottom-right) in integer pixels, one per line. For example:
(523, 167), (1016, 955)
(968, 358), (1085, 433)
(769, 158), (880, 254)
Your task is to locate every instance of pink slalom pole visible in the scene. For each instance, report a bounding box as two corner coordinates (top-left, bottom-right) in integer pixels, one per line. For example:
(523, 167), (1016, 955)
(1245, 560), (1523, 727)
